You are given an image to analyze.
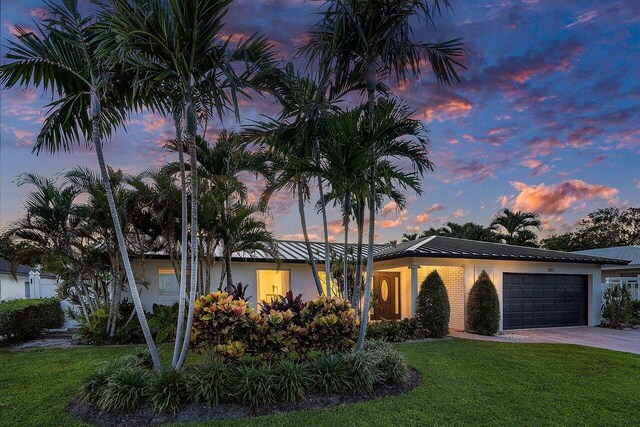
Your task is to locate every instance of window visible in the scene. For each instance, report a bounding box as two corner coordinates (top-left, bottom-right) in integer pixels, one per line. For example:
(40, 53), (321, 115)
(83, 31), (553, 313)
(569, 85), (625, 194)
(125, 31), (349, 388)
(256, 269), (290, 303)
(158, 268), (179, 294)
(24, 281), (31, 298)
(318, 271), (340, 298)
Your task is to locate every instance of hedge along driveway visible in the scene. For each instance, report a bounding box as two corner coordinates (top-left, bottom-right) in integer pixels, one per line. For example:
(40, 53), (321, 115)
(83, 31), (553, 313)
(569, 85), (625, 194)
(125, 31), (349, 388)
(1, 339), (639, 426)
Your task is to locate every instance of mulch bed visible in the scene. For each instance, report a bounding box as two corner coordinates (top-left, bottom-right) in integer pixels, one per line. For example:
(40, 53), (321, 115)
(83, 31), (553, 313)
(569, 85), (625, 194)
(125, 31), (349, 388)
(68, 369), (422, 427)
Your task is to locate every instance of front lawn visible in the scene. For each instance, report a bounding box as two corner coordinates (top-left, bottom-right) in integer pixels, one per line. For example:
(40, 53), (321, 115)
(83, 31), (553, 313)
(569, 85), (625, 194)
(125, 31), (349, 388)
(1, 339), (638, 426)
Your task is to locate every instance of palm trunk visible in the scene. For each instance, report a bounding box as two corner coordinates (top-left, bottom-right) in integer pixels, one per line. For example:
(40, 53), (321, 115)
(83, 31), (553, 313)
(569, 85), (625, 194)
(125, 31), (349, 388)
(318, 177), (332, 296)
(342, 191), (351, 300)
(298, 184), (323, 295)
(356, 63), (378, 351)
(172, 114), (189, 368)
(225, 245), (234, 291)
(353, 201), (365, 315)
(177, 96), (199, 367)
(91, 91), (161, 370)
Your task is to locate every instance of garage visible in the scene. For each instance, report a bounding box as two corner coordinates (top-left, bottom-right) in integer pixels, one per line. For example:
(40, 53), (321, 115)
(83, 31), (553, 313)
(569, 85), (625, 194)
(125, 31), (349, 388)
(503, 273), (588, 329)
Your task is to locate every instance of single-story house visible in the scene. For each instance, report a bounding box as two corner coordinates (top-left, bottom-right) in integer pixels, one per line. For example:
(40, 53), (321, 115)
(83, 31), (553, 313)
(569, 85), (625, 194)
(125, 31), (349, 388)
(574, 246), (639, 300)
(129, 236), (629, 331)
(0, 259), (58, 300)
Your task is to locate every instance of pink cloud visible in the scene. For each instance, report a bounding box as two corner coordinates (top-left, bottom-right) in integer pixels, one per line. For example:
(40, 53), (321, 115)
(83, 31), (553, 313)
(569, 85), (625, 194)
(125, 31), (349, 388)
(524, 136), (564, 158)
(511, 179), (619, 215)
(452, 209), (468, 219)
(520, 159), (551, 176)
(567, 125), (605, 147)
(414, 203), (446, 225)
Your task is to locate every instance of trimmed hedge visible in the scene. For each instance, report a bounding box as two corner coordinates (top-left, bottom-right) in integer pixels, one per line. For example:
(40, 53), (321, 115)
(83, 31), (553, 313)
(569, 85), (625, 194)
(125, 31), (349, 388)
(416, 270), (450, 338)
(466, 271), (500, 335)
(365, 318), (426, 342)
(0, 298), (64, 341)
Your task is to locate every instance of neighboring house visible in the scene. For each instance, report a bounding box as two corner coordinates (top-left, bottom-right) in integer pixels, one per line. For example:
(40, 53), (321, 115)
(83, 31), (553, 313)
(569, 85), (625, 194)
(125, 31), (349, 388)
(0, 259), (58, 300)
(574, 246), (640, 282)
(128, 236), (629, 331)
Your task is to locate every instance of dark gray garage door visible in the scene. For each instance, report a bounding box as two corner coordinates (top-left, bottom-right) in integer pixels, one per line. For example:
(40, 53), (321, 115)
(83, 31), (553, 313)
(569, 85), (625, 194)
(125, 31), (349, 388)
(503, 273), (587, 329)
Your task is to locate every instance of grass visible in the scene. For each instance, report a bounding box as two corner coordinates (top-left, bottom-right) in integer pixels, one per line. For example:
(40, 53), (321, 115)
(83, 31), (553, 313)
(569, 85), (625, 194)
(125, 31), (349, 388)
(1, 339), (639, 426)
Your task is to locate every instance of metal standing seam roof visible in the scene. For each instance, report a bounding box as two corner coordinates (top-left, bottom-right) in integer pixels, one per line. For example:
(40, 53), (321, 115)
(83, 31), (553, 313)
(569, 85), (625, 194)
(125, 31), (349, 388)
(574, 246), (640, 269)
(144, 237), (630, 265)
(372, 236), (631, 265)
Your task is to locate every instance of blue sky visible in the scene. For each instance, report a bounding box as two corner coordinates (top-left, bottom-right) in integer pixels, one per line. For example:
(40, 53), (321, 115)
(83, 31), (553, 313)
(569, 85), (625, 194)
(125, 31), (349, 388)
(1, 0), (639, 243)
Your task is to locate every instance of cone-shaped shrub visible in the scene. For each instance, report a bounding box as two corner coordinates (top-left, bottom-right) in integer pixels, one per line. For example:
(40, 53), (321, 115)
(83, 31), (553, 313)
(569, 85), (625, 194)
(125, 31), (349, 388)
(466, 271), (500, 335)
(416, 270), (450, 338)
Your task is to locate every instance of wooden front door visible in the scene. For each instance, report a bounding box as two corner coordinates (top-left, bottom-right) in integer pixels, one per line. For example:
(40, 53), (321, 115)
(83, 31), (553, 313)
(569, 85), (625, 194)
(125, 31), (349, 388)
(372, 272), (401, 320)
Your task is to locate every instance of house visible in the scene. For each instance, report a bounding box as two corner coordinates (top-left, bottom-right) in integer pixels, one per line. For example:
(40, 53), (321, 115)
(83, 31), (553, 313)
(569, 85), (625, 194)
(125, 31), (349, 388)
(128, 236), (629, 331)
(0, 259), (58, 300)
(574, 246), (639, 300)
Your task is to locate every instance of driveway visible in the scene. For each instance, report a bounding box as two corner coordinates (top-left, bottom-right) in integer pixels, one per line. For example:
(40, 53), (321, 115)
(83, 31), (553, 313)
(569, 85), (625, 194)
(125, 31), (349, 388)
(451, 327), (640, 355)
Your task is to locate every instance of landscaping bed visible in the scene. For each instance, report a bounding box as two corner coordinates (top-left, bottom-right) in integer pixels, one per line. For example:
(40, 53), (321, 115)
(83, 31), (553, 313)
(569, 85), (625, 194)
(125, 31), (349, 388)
(69, 368), (421, 427)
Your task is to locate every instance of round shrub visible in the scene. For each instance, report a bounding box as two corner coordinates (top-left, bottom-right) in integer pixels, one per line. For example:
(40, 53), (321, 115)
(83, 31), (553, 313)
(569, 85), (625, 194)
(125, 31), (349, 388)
(188, 361), (233, 405)
(306, 353), (350, 394)
(466, 271), (500, 335)
(97, 366), (150, 411)
(272, 360), (309, 403)
(235, 363), (276, 408)
(416, 270), (450, 338)
(147, 368), (188, 413)
(300, 296), (356, 354)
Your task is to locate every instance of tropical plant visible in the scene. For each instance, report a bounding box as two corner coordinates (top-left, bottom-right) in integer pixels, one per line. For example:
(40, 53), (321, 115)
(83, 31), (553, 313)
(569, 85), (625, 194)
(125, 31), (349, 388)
(601, 284), (633, 329)
(272, 360), (309, 403)
(301, 0), (464, 351)
(365, 317), (425, 342)
(147, 368), (188, 413)
(0, 298), (64, 341)
(416, 270), (450, 338)
(300, 295), (357, 353)
(97, 366), (150, 412)
(148, 303), (180, 343)
(104, 0), (276, 369)
(188, 361), (234, 405)
(466, 271), (500, 335)
(236, 363), (276, 408)
(420, 222), (500, 242)
(343, 350), (381, 394)
(490, 209), (542, 247)
(307, 353), (350, 394)
(0, 0), (161, 368)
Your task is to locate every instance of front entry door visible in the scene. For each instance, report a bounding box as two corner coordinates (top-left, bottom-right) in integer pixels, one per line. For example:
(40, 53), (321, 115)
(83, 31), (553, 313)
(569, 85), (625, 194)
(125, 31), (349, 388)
(372, 272), (401, 320)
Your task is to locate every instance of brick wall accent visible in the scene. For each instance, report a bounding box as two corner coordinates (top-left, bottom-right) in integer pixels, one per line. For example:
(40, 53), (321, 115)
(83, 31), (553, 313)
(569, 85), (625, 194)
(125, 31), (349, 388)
(418, 266), (466, 331)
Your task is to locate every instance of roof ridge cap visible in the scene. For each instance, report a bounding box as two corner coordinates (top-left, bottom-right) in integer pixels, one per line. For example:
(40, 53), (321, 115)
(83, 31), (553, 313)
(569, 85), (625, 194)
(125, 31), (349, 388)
(407, 235), (436, 252)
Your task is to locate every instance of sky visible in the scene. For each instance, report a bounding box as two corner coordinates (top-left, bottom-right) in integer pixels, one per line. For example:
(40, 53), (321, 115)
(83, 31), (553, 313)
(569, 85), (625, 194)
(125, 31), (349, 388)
(1, 0), (639, 244)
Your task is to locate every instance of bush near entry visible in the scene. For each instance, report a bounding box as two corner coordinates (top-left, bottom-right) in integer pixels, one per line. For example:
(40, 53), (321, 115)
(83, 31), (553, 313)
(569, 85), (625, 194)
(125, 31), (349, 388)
(416, 270), (450, 338)
(0, 298), (64, 341)
(466, 271), (500, 335)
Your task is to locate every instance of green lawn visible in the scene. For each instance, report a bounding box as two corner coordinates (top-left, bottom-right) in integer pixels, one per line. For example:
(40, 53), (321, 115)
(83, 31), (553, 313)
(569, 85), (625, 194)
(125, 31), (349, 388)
(1, 339), (639, 426)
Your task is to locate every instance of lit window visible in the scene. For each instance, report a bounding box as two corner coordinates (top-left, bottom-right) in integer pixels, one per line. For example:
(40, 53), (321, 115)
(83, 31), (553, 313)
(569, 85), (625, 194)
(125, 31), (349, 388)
(158, 268), (179, 294)
(319, 271), (341, 298)
(257, 269), (290, 303)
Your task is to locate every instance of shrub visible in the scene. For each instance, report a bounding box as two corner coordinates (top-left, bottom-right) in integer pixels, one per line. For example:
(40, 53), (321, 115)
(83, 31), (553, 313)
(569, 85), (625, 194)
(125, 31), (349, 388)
(228, 282), (251, 300)
(75, 305), (144, 345)
(235, 363), (276, 408)
(307, 353), (349, 394)
(272, 360), (309, 403)
(300, 295), (356, 353)
(602, 284), (632, 328)
(343, 350), (381, 394)
(365, 318), (425, 342)
(147, 368), (188, 413)
(97, 366), (149, 411)
(249, 309), (305, 360)
(372, 345), (410, 386)
(0, 298), (63, 341)
(416, 271), (450, 338)
(466, 271), (501, 336)
(630, 300), (640, 325)
(260, 290), (305, 316)
(188, 362), (233, 405)
(190, 291), (255, 358)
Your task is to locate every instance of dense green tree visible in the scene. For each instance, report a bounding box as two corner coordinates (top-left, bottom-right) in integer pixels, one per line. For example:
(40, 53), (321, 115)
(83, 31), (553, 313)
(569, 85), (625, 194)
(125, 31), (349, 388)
(491, 209), (541, 247)
(416, 270), (450, 338)
(421, 222), (500, 242)
(466, 271), (500, 335)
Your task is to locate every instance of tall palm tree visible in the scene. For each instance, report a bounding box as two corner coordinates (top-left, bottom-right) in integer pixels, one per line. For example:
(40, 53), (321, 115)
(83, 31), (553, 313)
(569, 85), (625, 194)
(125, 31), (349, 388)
(301, 0), (464, 350)
(490, 209), (542, 247)
(104, 0), (276, 368)
(0, 0), (162, 369)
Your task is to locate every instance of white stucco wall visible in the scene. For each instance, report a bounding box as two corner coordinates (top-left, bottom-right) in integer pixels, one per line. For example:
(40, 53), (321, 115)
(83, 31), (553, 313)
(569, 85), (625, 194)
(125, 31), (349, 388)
(128, 258), (318, 312)
(0, 273), (29, 300)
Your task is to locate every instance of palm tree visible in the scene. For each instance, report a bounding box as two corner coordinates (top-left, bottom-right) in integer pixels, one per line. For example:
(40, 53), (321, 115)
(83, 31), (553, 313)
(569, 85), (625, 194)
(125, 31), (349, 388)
(402, 232), (418, 242)
(104, 0), (276, 368)
(300, 0), (464, 350)
(0, 0), (162, 369)
(490, 209), (542, 247)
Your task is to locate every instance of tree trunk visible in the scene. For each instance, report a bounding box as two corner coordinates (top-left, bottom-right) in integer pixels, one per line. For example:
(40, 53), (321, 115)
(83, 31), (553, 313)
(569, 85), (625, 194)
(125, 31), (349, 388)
(313, 137), (332, 296)
(225, 245), (234, 291)
(298, 184), (323, 295)
(177, 95), (199, 367)
(342, 191), (351, 300)
(91, 90), (161, 370)
(356, 62), (378, 351)
(172, 113), (189, 368)
(352, 201), (365, 315)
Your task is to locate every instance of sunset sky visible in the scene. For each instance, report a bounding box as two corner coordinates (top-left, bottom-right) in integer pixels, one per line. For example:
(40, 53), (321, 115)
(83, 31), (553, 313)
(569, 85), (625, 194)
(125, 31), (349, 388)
(1, 0), (639, 243)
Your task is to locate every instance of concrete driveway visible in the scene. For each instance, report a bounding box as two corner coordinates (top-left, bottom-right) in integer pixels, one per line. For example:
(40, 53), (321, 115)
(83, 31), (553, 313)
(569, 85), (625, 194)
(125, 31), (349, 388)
(451, 326), (640, 355)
